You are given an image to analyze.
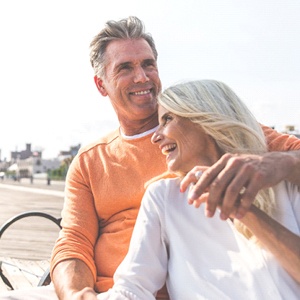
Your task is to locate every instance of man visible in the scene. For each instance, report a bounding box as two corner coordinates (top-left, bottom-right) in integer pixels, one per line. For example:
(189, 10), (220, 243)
(2, 16), (300, 300)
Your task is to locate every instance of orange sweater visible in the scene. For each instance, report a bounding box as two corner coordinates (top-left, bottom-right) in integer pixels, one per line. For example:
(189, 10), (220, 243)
(50, 126), (300, 297)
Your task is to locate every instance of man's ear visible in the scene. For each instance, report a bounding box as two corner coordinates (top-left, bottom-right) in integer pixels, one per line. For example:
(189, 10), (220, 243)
(94, 76), (108, 96)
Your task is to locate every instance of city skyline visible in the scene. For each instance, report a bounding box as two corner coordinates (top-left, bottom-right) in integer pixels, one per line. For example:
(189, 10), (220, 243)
(0, 142), (81, 162)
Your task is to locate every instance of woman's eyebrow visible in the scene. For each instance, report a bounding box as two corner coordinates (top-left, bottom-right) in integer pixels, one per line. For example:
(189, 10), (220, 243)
(159, 112), (168, 121)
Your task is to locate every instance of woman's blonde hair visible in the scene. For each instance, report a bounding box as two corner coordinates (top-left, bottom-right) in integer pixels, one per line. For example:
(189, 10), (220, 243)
(159, 79), (274, 239)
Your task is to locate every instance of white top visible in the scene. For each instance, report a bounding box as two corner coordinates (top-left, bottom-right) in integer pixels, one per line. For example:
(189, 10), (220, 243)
(98, 179), (300, 300)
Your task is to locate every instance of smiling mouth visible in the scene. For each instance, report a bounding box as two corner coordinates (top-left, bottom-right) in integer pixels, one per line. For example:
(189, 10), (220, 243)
(130, 89), (151, 96)
(161, 143), (177, 155)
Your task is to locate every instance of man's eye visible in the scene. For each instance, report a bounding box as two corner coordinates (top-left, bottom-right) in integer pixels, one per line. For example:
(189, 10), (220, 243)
(120, 65), (131, 70)
(143, 60), (156, 68)
(118, 64), (132, 73)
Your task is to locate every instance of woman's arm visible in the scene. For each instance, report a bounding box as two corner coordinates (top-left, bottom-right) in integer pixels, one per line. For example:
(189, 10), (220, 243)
(239, 204), (300, 283)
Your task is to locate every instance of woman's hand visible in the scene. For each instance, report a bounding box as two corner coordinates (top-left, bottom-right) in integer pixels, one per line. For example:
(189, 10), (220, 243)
(180, 151), (294, 220)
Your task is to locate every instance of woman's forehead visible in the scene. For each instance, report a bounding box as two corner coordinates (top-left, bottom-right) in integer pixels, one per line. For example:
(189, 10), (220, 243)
(158, 105), (168, 115)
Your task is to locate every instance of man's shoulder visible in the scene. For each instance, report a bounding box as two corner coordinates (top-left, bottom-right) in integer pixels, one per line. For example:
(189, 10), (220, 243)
(78, 128), (120, 155)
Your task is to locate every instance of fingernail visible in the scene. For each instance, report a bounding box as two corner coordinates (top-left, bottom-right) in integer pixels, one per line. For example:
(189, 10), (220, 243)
(189, 192), (197, 200)
(220, 213), (227, 220)
(205, 210), (213, 218)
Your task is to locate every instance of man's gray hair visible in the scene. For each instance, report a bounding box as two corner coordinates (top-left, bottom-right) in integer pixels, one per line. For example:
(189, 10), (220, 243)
(90, 16), (158, 78)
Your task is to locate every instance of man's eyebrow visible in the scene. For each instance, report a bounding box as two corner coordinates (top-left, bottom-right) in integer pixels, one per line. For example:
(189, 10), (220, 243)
(116, 61), (131, 69)
(115, 58), (156, 69)
(144, 58), (156, 64)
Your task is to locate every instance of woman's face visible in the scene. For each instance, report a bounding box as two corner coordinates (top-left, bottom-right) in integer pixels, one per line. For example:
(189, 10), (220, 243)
(151, 105), (221, 174)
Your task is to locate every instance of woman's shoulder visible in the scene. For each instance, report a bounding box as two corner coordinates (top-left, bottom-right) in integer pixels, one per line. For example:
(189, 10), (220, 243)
(142, 176), (183, 219)
(144, 171), (178, 189)
(147, 175), (181, 192)
(143, 175), (181, 207)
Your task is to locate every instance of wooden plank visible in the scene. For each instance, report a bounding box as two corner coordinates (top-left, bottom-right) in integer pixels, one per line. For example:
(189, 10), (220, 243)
(12, 258), (47, 287)
(0, 278), (11, 291)
(0, 257), (49, 290)
(0, 182), (64, 292)
(0, 261), (12, 292)
(0, 218), (61, 260)
(1, 259), (31, 290)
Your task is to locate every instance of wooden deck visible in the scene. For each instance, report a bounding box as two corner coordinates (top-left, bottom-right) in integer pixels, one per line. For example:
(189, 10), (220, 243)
(0, 257), (50, 290)
(0, 179), (65, 291)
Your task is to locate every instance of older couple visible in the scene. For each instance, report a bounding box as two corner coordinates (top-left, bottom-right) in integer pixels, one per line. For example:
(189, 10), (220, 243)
(2, 16), (300, 300)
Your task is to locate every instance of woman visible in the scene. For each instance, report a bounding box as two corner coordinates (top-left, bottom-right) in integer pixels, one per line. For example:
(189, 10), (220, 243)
(98, 80), (300, 299)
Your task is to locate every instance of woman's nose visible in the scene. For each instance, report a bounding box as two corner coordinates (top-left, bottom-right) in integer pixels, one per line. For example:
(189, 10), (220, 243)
(151, 130), (163, 144)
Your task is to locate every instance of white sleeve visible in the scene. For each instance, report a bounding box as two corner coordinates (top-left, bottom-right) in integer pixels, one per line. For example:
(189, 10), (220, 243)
(97, 289), (139, 300)
(287, 182), (300, 231)
(274, 181), (300, 234)
(108, 184), (168, 300)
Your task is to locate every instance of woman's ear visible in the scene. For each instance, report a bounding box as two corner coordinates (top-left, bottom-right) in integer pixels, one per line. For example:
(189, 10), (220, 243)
(94, 76), (108, 96)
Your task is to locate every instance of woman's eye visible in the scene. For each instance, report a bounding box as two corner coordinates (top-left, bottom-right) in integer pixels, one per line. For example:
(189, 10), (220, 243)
(163, 115), (173, 126)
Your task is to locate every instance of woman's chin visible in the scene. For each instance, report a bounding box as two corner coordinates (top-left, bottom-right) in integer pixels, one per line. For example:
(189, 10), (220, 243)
(167, 165), (175, 173)
(167, 164), (180, 174)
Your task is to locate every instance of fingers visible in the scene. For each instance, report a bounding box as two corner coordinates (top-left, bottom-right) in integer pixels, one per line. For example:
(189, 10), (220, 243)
(180, 154), (263, 221)
(190, 192), (209, 208)
(234, 171), (263, 219)
(213, 160), (250, 220)
(207, 155), (261, 220)
(187, 154), (234, 218)
(221, 157), (267, 219)
(181, 164), (224, 217)
(203, 157), (237, 218)
(180, 166), (205, 194)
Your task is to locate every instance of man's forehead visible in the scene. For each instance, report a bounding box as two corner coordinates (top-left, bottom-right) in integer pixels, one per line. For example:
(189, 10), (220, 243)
(105, 39), (155, 65)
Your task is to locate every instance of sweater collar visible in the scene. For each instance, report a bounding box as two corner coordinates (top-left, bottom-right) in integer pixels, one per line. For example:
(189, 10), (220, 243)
(120, 126), (158, 140)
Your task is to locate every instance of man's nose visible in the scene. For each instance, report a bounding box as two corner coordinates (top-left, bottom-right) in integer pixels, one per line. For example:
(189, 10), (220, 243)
(133, 67), (149, 83)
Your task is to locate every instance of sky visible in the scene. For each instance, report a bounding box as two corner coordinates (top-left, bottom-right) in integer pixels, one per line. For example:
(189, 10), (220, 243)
(1, 0), (300, 160)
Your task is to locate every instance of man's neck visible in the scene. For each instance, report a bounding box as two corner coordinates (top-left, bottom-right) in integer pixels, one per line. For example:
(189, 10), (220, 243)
(120, 126), (158, 140)
(120, 114), (159, 136)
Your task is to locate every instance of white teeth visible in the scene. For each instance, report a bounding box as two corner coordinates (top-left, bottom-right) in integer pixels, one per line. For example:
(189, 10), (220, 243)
(133, 90), (150, 95)
(162, 144), (176, 155)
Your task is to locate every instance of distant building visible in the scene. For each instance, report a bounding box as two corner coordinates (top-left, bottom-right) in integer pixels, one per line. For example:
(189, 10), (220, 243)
(282, 125), (300, 139)
(0, 143), (81, 179)
(10, 143), (42, 161)
(17, 156), (61, 178)
(58, 144), (81, 161)
(0, 160), (9, 173)
(5, 143), (55, 178)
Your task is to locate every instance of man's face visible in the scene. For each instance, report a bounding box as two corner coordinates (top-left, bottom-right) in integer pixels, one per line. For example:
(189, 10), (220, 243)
(96, 39), (161, 124)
